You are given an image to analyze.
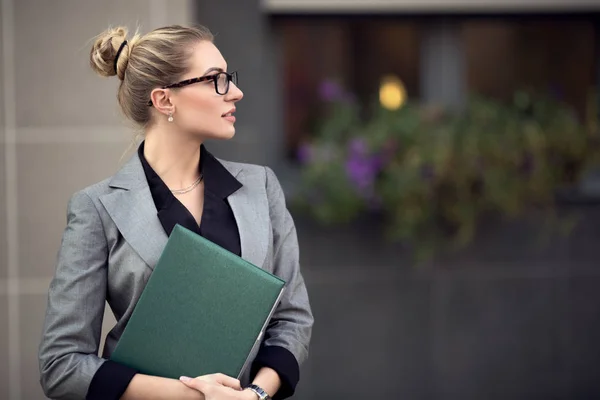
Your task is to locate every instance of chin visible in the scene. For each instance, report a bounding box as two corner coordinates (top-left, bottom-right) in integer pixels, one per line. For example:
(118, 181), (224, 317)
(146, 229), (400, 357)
(205, 129), (236, 141)
(220, 128), (236, 140)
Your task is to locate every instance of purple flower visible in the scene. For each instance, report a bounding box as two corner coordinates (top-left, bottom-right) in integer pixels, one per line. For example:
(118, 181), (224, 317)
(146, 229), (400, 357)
(345, 158), (376, 190)
(344, 140), (384, 194)
(318, 80), (345, 102)
(371, 154), (384, 171)
(317, 79), (358, 104)
(297, 143), (312, 164)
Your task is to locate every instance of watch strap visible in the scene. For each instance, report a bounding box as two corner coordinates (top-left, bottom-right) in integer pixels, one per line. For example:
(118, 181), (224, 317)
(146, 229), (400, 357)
(245, 384), (272, 400)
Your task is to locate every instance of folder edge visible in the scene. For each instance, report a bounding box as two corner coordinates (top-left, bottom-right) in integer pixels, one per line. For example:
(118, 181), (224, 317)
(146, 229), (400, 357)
(236, 285), (286, 379)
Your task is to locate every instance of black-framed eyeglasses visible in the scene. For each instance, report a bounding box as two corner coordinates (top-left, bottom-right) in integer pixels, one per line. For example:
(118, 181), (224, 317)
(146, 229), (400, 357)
(147, 71), (238, 106)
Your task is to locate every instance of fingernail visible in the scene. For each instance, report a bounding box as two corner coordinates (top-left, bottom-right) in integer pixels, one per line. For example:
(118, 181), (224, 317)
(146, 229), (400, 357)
(179, 376), (191, 382)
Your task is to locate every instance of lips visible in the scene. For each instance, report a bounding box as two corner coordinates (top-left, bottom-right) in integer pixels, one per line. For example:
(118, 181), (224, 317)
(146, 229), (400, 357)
(222, 108), (236, 123)
(222, 108), (236, 117)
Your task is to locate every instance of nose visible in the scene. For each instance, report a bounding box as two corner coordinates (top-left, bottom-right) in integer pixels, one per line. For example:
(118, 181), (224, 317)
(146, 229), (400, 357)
(226, 82), (244, 102)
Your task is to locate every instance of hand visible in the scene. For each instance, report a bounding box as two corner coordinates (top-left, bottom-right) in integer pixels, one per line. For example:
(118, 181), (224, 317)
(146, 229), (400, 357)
(180, 373), (253, 400)
(180, 373), (242, 390)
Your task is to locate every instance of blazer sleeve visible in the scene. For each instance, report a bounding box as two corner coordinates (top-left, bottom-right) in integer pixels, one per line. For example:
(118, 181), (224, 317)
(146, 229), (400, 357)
(38, 190), (111, 399)
(254, 167), (314, 397)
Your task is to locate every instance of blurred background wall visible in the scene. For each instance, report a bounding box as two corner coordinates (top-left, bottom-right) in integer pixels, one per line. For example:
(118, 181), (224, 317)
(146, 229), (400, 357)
(0, 2), (198, 399)
(2, 1), (600, 399)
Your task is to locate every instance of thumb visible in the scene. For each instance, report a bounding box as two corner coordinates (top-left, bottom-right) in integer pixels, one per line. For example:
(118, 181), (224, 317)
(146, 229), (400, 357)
(179, 376), (209, 392)
(212, 373), (242, 390)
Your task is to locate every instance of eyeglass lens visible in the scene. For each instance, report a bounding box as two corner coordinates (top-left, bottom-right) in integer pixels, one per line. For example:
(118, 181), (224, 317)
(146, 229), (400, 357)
(216, 72), (237, 95)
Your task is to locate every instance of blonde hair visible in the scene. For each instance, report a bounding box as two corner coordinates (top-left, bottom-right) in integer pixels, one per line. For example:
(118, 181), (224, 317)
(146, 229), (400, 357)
(90, 24), (214, 127)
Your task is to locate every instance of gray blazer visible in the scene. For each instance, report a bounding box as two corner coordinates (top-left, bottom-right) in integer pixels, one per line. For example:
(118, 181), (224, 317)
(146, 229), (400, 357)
(38, 151), (314, 400)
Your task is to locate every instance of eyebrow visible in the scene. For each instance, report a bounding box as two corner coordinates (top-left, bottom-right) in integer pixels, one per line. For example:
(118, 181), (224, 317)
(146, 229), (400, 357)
(202, 67), (225, 75)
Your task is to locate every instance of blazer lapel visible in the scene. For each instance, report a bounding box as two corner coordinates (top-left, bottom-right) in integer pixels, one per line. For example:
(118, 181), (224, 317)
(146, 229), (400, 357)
(99, 153), (167, 270)
(225, 167), (269, 268)
(98, 151), (269, 270)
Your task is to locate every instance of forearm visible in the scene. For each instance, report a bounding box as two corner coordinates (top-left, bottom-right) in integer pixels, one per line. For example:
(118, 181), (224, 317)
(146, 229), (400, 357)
(250, 367), (281, 398)
(121, 374), (204, 400)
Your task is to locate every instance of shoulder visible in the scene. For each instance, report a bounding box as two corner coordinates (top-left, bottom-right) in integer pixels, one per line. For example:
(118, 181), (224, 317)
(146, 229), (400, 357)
(78, 177), (113, 199)
(65, 177), (114, 213)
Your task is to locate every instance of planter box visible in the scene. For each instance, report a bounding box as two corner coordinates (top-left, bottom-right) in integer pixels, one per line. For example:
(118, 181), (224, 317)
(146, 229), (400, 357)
(293, 203), (600, 399)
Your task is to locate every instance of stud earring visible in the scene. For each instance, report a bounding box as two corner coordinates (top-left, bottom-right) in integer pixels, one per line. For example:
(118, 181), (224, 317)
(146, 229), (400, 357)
(167, 112), (174, 122)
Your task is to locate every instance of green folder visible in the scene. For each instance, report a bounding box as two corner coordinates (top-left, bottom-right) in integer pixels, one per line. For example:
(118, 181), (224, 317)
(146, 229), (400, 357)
(110, 223), (286, 380)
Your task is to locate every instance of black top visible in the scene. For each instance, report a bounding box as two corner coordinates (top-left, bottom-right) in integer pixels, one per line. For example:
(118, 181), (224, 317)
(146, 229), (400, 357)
(86, 142), (300, 400)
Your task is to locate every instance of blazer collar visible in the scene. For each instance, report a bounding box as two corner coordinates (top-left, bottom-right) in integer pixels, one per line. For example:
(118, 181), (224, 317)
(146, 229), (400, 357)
(108, 142), (245, 191)
(137, 141), (243, 211)
(99, 146), (267, 270)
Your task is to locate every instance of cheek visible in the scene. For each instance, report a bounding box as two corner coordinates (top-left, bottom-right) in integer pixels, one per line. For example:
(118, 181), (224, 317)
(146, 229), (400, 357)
(178, 93), (220, 125)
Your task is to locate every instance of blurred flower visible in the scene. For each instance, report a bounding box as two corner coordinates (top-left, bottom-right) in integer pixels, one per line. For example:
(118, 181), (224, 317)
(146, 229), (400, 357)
(345, 157), (375, 190)
(296, 88), (599, 262)
(344, 138), (384, 193)
(318, 80), (344, 102)
(297, 143), (312, 164)
(318, 79), (356, 104)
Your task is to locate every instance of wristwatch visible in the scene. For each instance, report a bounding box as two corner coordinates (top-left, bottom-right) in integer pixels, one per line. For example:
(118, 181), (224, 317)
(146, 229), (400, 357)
(245, 384), (272, 400)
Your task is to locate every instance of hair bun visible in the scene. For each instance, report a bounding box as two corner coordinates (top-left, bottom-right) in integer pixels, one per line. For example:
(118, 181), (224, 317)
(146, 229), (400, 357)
(90, 26), (130, 80)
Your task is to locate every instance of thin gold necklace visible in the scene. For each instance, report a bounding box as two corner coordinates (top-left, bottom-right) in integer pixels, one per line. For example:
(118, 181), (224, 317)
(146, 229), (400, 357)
(170, 174), (203, 195)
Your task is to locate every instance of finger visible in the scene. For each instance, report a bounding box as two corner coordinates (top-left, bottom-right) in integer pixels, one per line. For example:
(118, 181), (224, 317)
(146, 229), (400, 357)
(213, 373), (241, 390)
(179, 376), (210, 392)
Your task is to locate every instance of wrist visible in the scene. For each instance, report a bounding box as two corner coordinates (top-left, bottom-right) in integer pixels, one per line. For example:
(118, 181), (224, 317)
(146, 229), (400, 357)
(243, 384), (271, 400)
(242, 389), (260, 400)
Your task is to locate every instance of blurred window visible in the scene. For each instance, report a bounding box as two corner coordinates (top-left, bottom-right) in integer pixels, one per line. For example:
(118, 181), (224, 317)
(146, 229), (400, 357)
(273, 16), (598, 161)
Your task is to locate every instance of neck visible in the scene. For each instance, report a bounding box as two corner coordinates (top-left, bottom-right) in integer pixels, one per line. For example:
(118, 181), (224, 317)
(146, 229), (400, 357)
(143, 125), (202, 190)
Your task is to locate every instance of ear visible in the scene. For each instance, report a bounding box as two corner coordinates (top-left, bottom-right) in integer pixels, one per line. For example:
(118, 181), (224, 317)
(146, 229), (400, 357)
(150, 88), (174, 116)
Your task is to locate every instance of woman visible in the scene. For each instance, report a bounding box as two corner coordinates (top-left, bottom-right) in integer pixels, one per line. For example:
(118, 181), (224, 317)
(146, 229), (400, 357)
(38, 24), (313, 400)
